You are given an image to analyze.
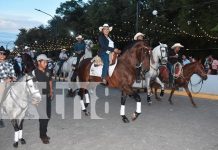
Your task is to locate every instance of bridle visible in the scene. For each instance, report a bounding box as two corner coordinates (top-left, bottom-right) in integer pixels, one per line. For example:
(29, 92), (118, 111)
(159, 45), (168, 65)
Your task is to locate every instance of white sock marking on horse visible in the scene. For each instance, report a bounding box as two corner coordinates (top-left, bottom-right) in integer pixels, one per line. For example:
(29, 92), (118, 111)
(120, 105), (125, 116)
(18, 130), (22, 139)
(85, 93), (90, 103)
(80, 100), (86, 110)
(136, 102), (141, 113)
(14, 131), (19, 142)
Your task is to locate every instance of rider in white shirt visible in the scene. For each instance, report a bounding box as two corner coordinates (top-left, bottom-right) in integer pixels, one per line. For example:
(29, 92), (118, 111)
(58, 49), (68, 75)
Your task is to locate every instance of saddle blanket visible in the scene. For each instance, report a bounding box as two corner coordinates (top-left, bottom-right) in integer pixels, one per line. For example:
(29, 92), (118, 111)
(90, 59), (117, 77)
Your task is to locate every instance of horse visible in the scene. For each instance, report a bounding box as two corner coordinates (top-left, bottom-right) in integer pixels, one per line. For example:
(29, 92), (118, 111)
(0, 74), (42, 147)
(21, 53), (35, 74)
(75, 41), (151, 123)
(168, 61), (207, 107)
(144, 43), (168, 104)
(83, 39), (94, 59)
(53, 56), (77, 81)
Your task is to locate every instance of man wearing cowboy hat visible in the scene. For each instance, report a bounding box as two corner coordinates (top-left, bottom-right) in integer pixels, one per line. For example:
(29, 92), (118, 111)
(134, 32), (145, 41)
(98, 23), (120, 84)
(0, 46), (16, 128)
(57, 49), (68, 75)
(71, 35), (86, 81)
(168, 43), (184, 87)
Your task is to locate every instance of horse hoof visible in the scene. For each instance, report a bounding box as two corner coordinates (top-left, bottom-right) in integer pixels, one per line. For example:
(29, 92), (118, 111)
(122, 116), (130, 123)
(85, 112), (90, 116)
(20, 138), (26, 144)
(169, 101), (174, 105)
(131, 112), (140, 121)
(13, 142), (18, 148)
(193, 104), (197, 108)
(160, 90), (164, 97)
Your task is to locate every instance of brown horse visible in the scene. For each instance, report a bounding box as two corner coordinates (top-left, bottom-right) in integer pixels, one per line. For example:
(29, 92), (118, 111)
(76, 41), (151, 123)
(168, 61), (207, 107)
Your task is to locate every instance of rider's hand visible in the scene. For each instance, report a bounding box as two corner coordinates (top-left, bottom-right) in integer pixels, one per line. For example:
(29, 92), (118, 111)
(114, 48), (121, 54)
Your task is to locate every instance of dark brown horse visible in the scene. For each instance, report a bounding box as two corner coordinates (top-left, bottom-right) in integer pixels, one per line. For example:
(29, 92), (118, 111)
(168, 61), (207, 107)
(21, 53), (35, 74)
(76, 41), (151, 123)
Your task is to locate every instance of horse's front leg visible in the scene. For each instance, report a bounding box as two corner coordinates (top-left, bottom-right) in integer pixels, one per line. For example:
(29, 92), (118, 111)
(120, 91), (129, 123)
(146, 77), (152, 105)
(184, 86), (197, 107)
(78, 88), (90, 116)
(155, 77), (165, 97)
(131, 92), (141, 121)
(168, 87), (176, 105)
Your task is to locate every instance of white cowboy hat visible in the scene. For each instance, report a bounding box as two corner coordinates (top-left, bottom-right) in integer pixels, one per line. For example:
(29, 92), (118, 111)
(99, 24), (113, 32)
(17, 53), (21, 56)
(24, 46), (29, 49)
(61, 49), (66, 52)
(76, 35), (84, 40)
(134, 32), (145, 40)
(171, 43), (184, 49)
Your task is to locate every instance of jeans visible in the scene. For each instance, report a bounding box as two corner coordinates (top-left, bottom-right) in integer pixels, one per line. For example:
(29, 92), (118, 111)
(99, 52), (109, 78)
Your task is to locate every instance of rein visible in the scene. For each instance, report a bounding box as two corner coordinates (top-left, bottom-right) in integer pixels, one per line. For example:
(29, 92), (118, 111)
(189, 77), (204, 94)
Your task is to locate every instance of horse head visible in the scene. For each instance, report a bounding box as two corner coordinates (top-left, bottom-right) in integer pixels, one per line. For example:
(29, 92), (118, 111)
(194, 60), (208, 81)
(84, 39), (94, 49)
(134, 41), (152, 73)
(153, 42), (168, 65)
(25, 74), (42, 105)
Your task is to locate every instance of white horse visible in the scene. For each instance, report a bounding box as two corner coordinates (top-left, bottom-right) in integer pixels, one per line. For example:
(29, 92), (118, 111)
(144, 43), (168, 104)
(0, 74), (42, 147)
(83, 39), (94, 59)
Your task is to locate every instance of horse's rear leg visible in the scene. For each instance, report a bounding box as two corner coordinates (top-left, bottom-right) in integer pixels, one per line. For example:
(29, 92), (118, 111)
(168, 88), (175, 105)
(154, 88), (161, 101)
(120, 91), (129, 123)
(78, 88), (90, 116)
(11, 119), (25, 148)
(184, 86), (197, 107)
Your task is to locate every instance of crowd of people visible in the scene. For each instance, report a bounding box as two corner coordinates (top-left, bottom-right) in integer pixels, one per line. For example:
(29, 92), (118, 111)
(0, 23), (216, 147)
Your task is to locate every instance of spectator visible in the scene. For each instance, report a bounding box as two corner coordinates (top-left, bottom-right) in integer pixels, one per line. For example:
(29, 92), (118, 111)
(182, 54), (190, 66)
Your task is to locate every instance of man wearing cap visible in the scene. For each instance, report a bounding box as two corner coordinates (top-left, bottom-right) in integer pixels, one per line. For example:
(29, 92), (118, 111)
(0, 46), (16, 128)
(57, 49), (68, 75)
(168, 43), (184, 87)
(35, 54), (53, 144)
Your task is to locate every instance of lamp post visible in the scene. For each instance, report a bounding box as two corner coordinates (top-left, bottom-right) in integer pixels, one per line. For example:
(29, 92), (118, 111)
(152, 10), (158, 46)
(34, 8), (58, 40)
(136, 0), (140, 33)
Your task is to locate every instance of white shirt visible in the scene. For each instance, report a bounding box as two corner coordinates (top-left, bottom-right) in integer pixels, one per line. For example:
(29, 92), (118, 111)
(59, 52), (68, 60)
(107, 37), (114, 48)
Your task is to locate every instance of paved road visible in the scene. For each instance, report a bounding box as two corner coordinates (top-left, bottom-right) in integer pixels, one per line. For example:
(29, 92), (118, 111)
(0, 86), (218, 150)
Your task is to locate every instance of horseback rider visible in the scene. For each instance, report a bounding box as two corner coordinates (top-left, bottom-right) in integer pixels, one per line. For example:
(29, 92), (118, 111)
(98, 23), (120, 84)
(134, 32), (145, 82)
(57, 49), (68, 75)
(74, 35), (86, 67)
(0, 46), (16, 128)
(168, 43), (184, 87)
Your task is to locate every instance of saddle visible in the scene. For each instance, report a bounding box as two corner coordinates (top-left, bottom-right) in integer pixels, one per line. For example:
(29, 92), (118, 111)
(91, 52), (118, 66)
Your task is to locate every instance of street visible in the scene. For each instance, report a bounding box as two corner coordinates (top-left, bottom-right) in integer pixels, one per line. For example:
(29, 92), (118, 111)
(0, 86), (218, 150)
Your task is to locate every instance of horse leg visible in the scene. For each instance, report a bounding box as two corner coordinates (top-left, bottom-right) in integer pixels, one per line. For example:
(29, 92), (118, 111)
(154, 88), (161, 101)
(146, 78), (152, 105)
(155, 77), (165, 97)
(18, 119), (26, 144)
(11, 119), (19, 148)
(120, 91), (129, 123)
(84, 89), (90, 108)
(184, 86), (197, 107)
(168, 87), (176, 105)
(78, 88), (90, 116)
(131, 92), (141, 121)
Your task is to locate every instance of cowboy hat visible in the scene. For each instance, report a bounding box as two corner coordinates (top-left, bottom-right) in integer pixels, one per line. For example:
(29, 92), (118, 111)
(61, 49), (66, 52)
(24, 46), (30, 49)
(99, 24), (113, 32)
(76, 35), (84, 40)
(0, 46), (6, 53)
(171, 43), (184, 49)
(134, 32), (145, 40)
